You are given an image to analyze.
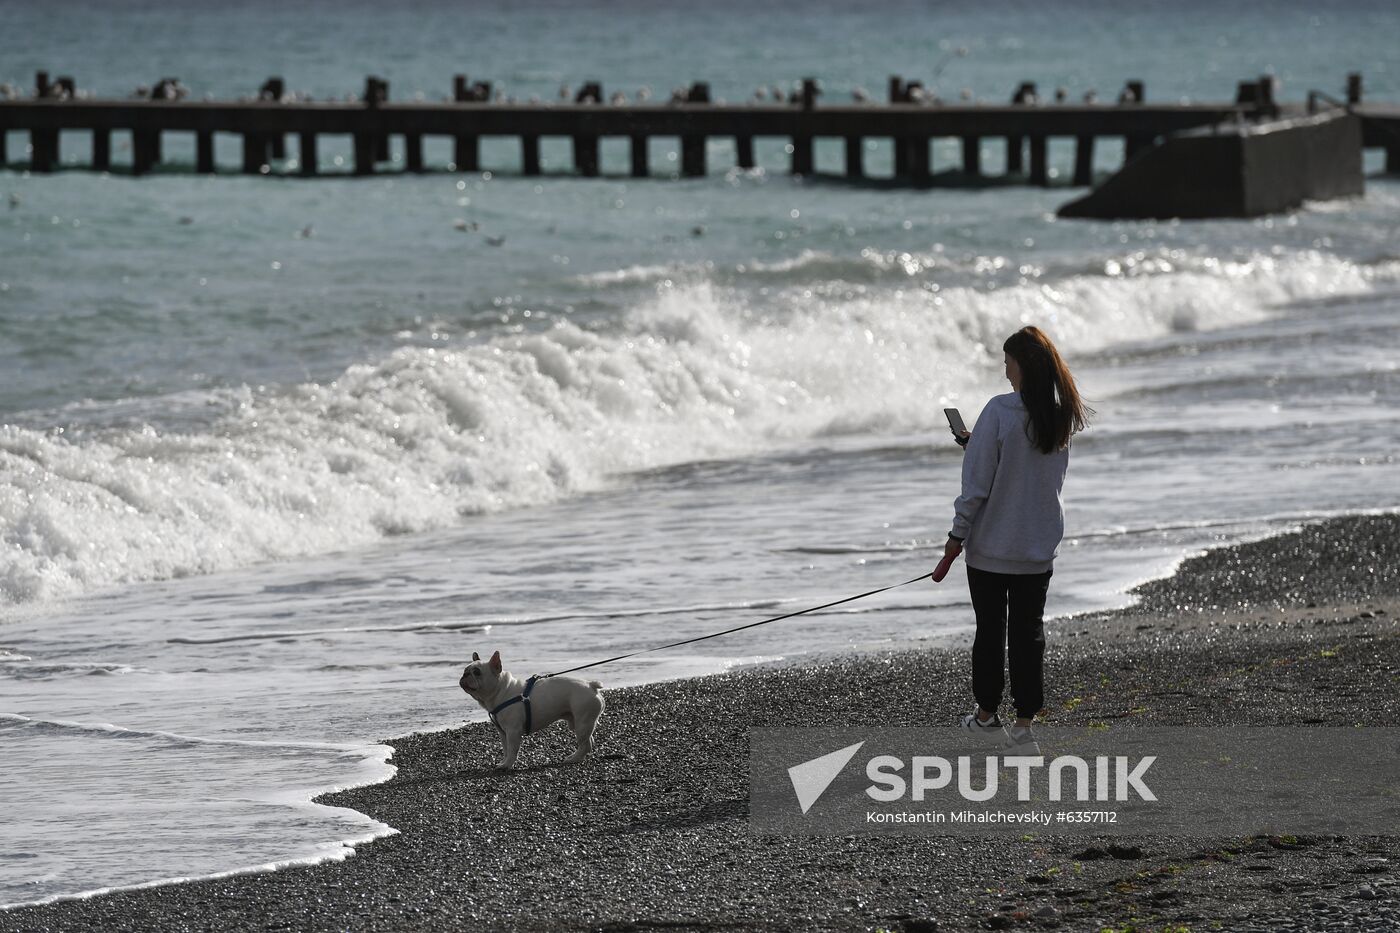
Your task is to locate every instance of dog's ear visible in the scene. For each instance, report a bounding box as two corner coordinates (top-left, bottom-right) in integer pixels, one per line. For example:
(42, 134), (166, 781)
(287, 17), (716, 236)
(472, 651), (480, 662)
(489, 650), (502, 673)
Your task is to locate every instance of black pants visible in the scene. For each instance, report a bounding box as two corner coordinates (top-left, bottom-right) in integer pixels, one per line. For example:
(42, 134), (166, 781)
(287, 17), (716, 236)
(967, 565), (1053, 720)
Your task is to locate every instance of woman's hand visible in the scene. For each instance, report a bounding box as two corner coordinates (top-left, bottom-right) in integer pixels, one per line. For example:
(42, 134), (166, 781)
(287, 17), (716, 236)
(954, 430), (971, 449)
(931, 536), (964, 582)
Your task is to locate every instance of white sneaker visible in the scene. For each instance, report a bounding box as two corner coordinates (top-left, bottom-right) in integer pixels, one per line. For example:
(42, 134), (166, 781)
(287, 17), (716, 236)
(958, 706), (1010, 744)
(1003, 723), (1041, 756)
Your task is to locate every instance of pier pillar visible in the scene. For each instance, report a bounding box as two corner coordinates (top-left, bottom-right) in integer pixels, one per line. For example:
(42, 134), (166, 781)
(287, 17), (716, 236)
(92, 128), (111, 172)
(1388, 147), (1400, 176)
(1007, 81), (1036, 178)
(893, 136), (910, 179)
(790, 134), (813, 176)
(353, 133), (376, 175)
(735, 135), (754, 170)
(1028, 135), (1048, 186)
(132, 130), (158, 175)
(1255, 74), (1278, 118)
(961, 136), (981, 177)
(1006, 136), (1024, 175)
(908, 137), (930, 185)
(521, 135), (541, 176)
(0, 131), (7, 166)
(1347, 72), (1362, 105)
(257, 78), (285, 164)
(1073, 135), (1094, 186)
(682, 135), (706, 177)
(845, 137), (863, 179)
(406, 134), (425, 173)
(196, 131), (215, 173)
(363, 76), (390, 162)
(573, 134), (599, 176)
(630, 135), (647, 177)
(453, 135), (479, 172)
(241, 133), (268, 174)
(30, 128), (58, 172)
(298, 132), (315, 176)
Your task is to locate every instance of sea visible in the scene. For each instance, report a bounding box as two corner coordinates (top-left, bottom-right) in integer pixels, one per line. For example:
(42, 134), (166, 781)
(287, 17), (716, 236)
(2, 0), (1399, 908)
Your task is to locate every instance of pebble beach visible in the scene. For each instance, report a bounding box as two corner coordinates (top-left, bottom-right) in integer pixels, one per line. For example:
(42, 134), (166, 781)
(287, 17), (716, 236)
(3, 513), (1396, 933)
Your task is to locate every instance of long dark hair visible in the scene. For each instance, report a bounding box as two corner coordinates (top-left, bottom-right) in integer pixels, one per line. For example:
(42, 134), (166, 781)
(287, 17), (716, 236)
(1003, 326), (1091, 454)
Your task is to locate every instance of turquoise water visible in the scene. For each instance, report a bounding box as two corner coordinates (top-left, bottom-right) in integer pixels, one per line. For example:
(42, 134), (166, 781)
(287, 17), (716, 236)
(2, 0), (1400, 908)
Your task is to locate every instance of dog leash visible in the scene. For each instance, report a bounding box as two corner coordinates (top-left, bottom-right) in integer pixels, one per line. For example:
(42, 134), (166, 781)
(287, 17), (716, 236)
(538, 563), (954, 680)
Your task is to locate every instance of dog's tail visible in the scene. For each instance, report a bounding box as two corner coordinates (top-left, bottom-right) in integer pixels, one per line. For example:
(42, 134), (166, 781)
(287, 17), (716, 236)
(588, 680), (603, 692)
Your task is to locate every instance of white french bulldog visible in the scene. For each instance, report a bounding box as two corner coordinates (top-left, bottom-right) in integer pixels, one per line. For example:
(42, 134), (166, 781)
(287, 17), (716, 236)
(458, 650), (605, 769)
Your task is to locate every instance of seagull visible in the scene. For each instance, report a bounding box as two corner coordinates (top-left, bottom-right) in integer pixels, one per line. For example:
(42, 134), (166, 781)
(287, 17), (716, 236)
(486, 234), (506, 247)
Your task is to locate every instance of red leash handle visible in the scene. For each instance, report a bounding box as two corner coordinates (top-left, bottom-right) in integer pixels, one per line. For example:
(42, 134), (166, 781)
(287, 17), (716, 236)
(931, 543), (963, 582)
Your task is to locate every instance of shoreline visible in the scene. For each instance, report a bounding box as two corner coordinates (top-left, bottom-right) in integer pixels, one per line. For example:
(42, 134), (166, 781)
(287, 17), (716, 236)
(2, 513), (1398, 931)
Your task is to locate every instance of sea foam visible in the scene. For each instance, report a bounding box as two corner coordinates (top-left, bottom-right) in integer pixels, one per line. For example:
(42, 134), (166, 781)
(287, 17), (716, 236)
(0, 248), (1390, 605)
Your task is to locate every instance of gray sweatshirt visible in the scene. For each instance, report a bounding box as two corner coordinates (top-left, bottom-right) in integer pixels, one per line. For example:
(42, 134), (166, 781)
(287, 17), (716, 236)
(949, 392), (1069, 574)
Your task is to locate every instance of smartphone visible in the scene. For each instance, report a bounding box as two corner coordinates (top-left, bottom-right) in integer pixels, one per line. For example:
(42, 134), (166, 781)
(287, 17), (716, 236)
(943, 408), (968, 436)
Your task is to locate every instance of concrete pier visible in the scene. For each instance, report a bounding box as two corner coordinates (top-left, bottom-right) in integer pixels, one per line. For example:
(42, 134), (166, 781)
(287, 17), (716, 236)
(1059, 111), (1364, 219)
(2, 70), (1395, 209)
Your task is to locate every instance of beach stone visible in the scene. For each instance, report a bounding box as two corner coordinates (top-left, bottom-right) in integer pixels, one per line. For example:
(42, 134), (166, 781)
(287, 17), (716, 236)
(1107, 844), (1143, 860)
(1350, 858), (1389, 874)
(899, 918), (939, 933)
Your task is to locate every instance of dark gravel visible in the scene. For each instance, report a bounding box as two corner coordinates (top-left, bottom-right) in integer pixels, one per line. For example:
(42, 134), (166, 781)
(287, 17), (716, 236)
(2, 515), (1398, 932)
(1127, 513), (1400, 616)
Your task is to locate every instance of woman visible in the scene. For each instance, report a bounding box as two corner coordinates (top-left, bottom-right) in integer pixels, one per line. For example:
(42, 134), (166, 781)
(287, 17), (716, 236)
(944, 326), (1090, 754)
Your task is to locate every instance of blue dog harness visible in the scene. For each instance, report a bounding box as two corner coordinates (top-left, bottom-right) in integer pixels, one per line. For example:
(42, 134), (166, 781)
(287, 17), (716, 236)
(488, 675), (540, 734)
